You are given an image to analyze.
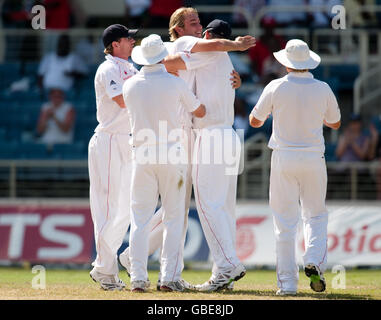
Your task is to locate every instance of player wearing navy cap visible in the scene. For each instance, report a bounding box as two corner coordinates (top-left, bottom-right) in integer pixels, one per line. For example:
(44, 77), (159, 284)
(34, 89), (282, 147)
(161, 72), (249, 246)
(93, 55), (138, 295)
(89, 24), (140, 291)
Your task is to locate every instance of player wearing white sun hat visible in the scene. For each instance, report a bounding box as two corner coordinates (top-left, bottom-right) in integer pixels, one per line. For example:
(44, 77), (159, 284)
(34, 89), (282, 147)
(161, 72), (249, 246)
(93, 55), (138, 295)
(122, 34), (206, 293)
(249, 39), (341, 295)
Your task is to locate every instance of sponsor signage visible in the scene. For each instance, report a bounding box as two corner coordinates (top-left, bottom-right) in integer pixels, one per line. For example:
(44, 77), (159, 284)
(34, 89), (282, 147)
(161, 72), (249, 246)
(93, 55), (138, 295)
(0, 205), (93, 263)
(0, 201), (380, 266)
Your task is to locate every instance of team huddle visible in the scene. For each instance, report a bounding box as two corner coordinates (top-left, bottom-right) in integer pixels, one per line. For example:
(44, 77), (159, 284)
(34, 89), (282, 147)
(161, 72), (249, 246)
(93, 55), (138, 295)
(88, 7), (341, 296)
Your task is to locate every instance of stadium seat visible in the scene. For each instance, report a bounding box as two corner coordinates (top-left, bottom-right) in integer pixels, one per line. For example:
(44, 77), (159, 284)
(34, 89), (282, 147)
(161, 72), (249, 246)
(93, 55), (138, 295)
(329, 64), (359, 91)
(17, 143), (49, 159)
(0, 141), (18, 159)
(52, 142), (87, 159)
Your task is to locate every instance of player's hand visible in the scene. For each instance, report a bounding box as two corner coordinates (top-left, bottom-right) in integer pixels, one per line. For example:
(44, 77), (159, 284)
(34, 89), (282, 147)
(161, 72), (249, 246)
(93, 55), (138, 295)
(168, 70), (179, 77)
(235, 35), (256, 51)
(230, 70), (241, 89)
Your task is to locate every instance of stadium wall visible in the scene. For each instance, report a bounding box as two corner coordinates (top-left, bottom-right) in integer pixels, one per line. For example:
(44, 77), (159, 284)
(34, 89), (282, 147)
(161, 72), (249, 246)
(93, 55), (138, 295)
(0, 199), (380, 268)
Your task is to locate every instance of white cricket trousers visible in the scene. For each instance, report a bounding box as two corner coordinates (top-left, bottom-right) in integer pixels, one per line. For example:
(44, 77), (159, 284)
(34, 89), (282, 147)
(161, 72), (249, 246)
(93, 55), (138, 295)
(88, 131), (132, 275)
(192, 126), (241, 273)
(142, 127), (195, 279)
(270, 150), (329, 292)
(129, 159), (187, 282)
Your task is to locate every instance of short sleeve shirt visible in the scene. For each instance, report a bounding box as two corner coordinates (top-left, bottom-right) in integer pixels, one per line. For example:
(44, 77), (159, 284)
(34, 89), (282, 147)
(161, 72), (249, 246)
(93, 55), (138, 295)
(94, 55), (138, 134)
(38, 52), (88, 91)
(250, 72), (341, 153)
(122, 64), (201, 147)
(169, 36), (201, 128)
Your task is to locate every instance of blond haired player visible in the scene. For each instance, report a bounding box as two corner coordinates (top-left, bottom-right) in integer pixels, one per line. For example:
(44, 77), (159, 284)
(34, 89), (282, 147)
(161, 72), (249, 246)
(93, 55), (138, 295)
(88, 24), (139, 290)
(249, 39), (341, 295)
(118, 7), (255, 291)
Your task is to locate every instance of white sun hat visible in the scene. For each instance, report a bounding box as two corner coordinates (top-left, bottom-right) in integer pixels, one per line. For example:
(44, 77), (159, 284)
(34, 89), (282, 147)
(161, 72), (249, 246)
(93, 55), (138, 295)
(131, 34), (171, 66)
(273, 39), (321, 70)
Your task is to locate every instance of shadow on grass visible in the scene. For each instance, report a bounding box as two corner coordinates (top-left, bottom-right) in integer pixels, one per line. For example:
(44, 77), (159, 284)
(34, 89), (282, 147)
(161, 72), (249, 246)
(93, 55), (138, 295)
(216, 289), (373, 300)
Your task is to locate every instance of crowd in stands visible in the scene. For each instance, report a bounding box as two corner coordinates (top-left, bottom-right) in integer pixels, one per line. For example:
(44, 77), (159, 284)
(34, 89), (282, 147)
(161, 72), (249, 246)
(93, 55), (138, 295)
(1, 0), (381, 198)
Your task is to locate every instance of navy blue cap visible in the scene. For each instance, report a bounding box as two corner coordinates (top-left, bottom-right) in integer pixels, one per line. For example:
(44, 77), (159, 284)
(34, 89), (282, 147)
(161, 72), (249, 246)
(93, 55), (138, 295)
(102, 24), (138, 48)
(204, 19), (232, 39)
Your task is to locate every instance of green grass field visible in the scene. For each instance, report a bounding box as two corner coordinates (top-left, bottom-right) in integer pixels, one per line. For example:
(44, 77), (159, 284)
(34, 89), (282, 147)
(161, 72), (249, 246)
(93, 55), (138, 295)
(0, 267), (380, 300)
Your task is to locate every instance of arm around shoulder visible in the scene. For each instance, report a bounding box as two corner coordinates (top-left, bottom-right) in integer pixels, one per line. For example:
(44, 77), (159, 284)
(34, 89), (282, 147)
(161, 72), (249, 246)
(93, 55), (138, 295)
(191, 35), (256, 53)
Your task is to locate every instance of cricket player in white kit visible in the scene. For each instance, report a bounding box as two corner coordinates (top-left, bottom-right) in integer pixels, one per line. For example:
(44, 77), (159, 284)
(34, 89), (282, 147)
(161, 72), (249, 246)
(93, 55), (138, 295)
(122, 34), (206, 292)
(249, 39), (341, 295)
(175, 19), (248, 292)
(88, 24), (139, 290)
(118, 7), (255, 291)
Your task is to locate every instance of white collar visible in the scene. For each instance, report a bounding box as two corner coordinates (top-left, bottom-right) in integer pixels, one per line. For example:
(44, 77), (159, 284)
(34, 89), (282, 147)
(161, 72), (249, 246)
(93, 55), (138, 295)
(287, 71), (314, 79)
(140, 64), (167, 74)
(106, 54), (130, 65)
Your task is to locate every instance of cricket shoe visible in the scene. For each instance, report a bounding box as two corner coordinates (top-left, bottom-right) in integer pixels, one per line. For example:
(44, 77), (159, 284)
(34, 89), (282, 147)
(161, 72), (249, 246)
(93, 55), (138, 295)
(158, 279), (196, 292)
(196, 263), (246, 292)
(131, 280), (149, 293)
(304, 263), (326, 292)
(196, 279), (234, 292)
(89, 269), (126, 291)
(276, 289), (297, 296)
(118, 249), (151, 289)
(118, 248), (131, 277)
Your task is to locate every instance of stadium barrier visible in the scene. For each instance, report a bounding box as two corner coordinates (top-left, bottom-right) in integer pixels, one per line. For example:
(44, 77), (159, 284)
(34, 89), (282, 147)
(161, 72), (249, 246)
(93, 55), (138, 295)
(0, 148), (380, 200)
(0, 199), (380, 268)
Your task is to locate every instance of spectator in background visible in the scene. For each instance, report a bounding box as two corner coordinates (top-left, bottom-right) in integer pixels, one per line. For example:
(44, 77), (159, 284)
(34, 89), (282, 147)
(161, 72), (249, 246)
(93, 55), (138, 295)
(335, 114), (370, 162)
(231, 0), (267, 28)
(38, 34), (88, 93)
(124, 0), (151, 28)
(248, 17), (286, 83)
(36, 88), (75, 145)
(334, 114), (376, 199)
(147, 0), (184, 28)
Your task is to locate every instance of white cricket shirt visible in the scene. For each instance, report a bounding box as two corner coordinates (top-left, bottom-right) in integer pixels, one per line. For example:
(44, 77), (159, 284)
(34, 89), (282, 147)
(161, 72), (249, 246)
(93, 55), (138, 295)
(94, 54), (138, 134)
(180, 51), (235, 129)
(169, 36), (200, 128)
(250, 72), (341, 153)
(122, 64), (201, 147)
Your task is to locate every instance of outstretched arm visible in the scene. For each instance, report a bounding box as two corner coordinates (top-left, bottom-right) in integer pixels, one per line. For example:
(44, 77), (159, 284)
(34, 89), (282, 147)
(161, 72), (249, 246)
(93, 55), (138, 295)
(191, 35), (256, 53)
(163, 54), (187, 74)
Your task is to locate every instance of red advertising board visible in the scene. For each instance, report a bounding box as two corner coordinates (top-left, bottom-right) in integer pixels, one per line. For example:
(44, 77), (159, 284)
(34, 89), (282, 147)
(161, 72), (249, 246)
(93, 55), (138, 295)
(0, 205), (94, 263)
